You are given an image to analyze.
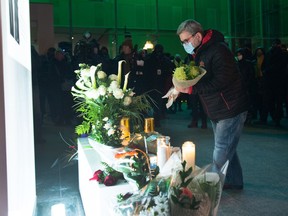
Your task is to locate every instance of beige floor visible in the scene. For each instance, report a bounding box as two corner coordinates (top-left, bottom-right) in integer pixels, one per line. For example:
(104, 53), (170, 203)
(35, 105), (288, 216)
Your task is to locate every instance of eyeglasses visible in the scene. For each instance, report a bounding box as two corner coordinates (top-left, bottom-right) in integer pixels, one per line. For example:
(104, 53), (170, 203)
(180, 33), (197, 45)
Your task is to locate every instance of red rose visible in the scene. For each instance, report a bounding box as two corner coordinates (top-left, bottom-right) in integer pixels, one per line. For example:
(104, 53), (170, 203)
(103, 175), (118, 186)
(89, 169), (104, 183)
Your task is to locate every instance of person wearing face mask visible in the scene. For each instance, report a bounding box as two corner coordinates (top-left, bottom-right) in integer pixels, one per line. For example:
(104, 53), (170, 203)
(175, 19), (250, 190)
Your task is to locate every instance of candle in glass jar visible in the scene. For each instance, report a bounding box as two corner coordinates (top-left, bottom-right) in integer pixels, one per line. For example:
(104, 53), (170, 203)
(157, 143), (167, 171)
(120, 117), (130, 145)
(144, 118), (154, 133)
(182, 141), (195, 171)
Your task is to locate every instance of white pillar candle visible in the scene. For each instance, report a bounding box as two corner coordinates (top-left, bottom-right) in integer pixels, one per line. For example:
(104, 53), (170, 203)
(182, 141), (195, 171)
(157, 144), (168, 171)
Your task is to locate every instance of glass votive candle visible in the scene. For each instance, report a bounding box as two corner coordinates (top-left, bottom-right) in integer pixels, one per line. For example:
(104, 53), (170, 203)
(144, 117), (154, 133)
(120, 117), (130, 145)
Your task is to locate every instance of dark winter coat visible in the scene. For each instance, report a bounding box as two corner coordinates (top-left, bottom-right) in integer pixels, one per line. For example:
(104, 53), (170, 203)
(193, 30), (250, 121)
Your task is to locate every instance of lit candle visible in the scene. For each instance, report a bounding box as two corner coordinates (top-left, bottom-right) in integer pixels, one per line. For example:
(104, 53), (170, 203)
(157, 143), (167, 171)
(120, 117), (130, 145)
(144, 118), (154, 133)
(182, 141), (195, 171)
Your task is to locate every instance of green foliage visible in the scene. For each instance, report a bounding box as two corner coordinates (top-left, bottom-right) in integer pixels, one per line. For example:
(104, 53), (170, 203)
(101, 161), (124, 180)
(170, 161), (200, 210)
(71, 63), (153, 147)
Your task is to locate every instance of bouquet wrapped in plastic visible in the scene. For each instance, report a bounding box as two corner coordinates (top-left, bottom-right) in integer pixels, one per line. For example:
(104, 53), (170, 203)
(163, 65), (206, 108)
(169, 161), (229, 216)
(113, 176), (171, 216)
(112, 151), (229, 216)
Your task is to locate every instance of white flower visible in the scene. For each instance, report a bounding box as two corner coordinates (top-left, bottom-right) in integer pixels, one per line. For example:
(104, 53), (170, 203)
(123, 96), (132, 106)
(108, 80), (120, 93)
(97, 71), (107, 79)
(104, 122), (112, 130)
(89, 65), (97, 74)
(80, 68), (90, 79)
(129, 91), (136, 97)
(113, 88), (124, 99)
(107, 128), (115, 136)
(85, 89), (99, 99)
(108, 74), (118, 81)
(110, 80), (119, 89)
(103, 117), (109, 121)
(98, 85), (107, 96)
(74, 69), (81, 74)
(154, 194), (168, 205)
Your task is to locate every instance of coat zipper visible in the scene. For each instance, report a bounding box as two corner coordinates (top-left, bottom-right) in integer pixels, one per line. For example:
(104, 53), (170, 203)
(220, 92), (230, 110)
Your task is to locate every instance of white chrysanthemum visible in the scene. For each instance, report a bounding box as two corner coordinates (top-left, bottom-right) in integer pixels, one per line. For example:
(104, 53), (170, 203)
(154, 194), (168, 205)
(139, 210), (152, 216)
(107, 80), (119, 93)
(123, 96), (132, 106)
(103, 117), (109, 121)
(107, 128), (115, 136)
(98, 85), (107, 96)
(97, 71), (107, 79)
(104, 122), (112, 130)
(85, 89), (99, 99)
(150, 205), (168, 216)
(110, 80), (119, 89)
(113, 88), (124, 99)
(108, 74), (118, 81)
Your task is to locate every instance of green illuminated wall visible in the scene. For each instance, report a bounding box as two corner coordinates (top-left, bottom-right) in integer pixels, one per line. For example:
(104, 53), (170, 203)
(30, 0), (288, 56)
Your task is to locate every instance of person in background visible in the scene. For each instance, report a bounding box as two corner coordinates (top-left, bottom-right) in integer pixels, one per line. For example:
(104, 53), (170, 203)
(280, 44), (288, 118)
(113, 38), (136, 89)
(176, 19), (249, 190)
(171, 54), (186, 113)
(31, 45), (45, 143)
(99, 46), (113, 75)
(144, 44), (175, 127)
(131, 49), (148, 95)
(256, 39), (287, 127)
(253, 47), (265, 120)
(235, 48), (257, 125)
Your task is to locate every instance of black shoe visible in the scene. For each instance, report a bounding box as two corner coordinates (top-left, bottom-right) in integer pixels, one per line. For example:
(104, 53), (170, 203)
(223, 184), (243, 190)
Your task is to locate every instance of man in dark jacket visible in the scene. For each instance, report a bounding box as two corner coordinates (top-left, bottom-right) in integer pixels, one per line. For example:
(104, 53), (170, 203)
(176, 19), (250, 190)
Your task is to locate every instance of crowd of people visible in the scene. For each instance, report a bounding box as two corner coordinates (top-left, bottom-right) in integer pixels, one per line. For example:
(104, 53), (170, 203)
(234, 39), (288, 128)
(31, 32), (288, 144)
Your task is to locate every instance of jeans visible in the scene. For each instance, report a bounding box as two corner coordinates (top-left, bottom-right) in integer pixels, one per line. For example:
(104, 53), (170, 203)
(211, 111), (247, 186)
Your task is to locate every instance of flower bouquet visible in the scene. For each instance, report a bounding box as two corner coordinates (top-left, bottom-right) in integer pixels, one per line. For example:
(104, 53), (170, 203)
(169, 161), (229, 216)
(89, 161), (124, 186)
(163, 63), (206, 108)
(172, 63), (206, 89)
(71, 61), (152, 147)
(113, 176), (171, 216)
(114, 148), (151, 191)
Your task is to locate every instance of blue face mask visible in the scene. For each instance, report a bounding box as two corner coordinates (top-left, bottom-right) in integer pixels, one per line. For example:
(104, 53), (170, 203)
(183, 42), (195, 54)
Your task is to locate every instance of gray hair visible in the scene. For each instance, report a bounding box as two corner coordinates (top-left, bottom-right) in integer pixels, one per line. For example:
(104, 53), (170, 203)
(177, 19), (204, 36)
